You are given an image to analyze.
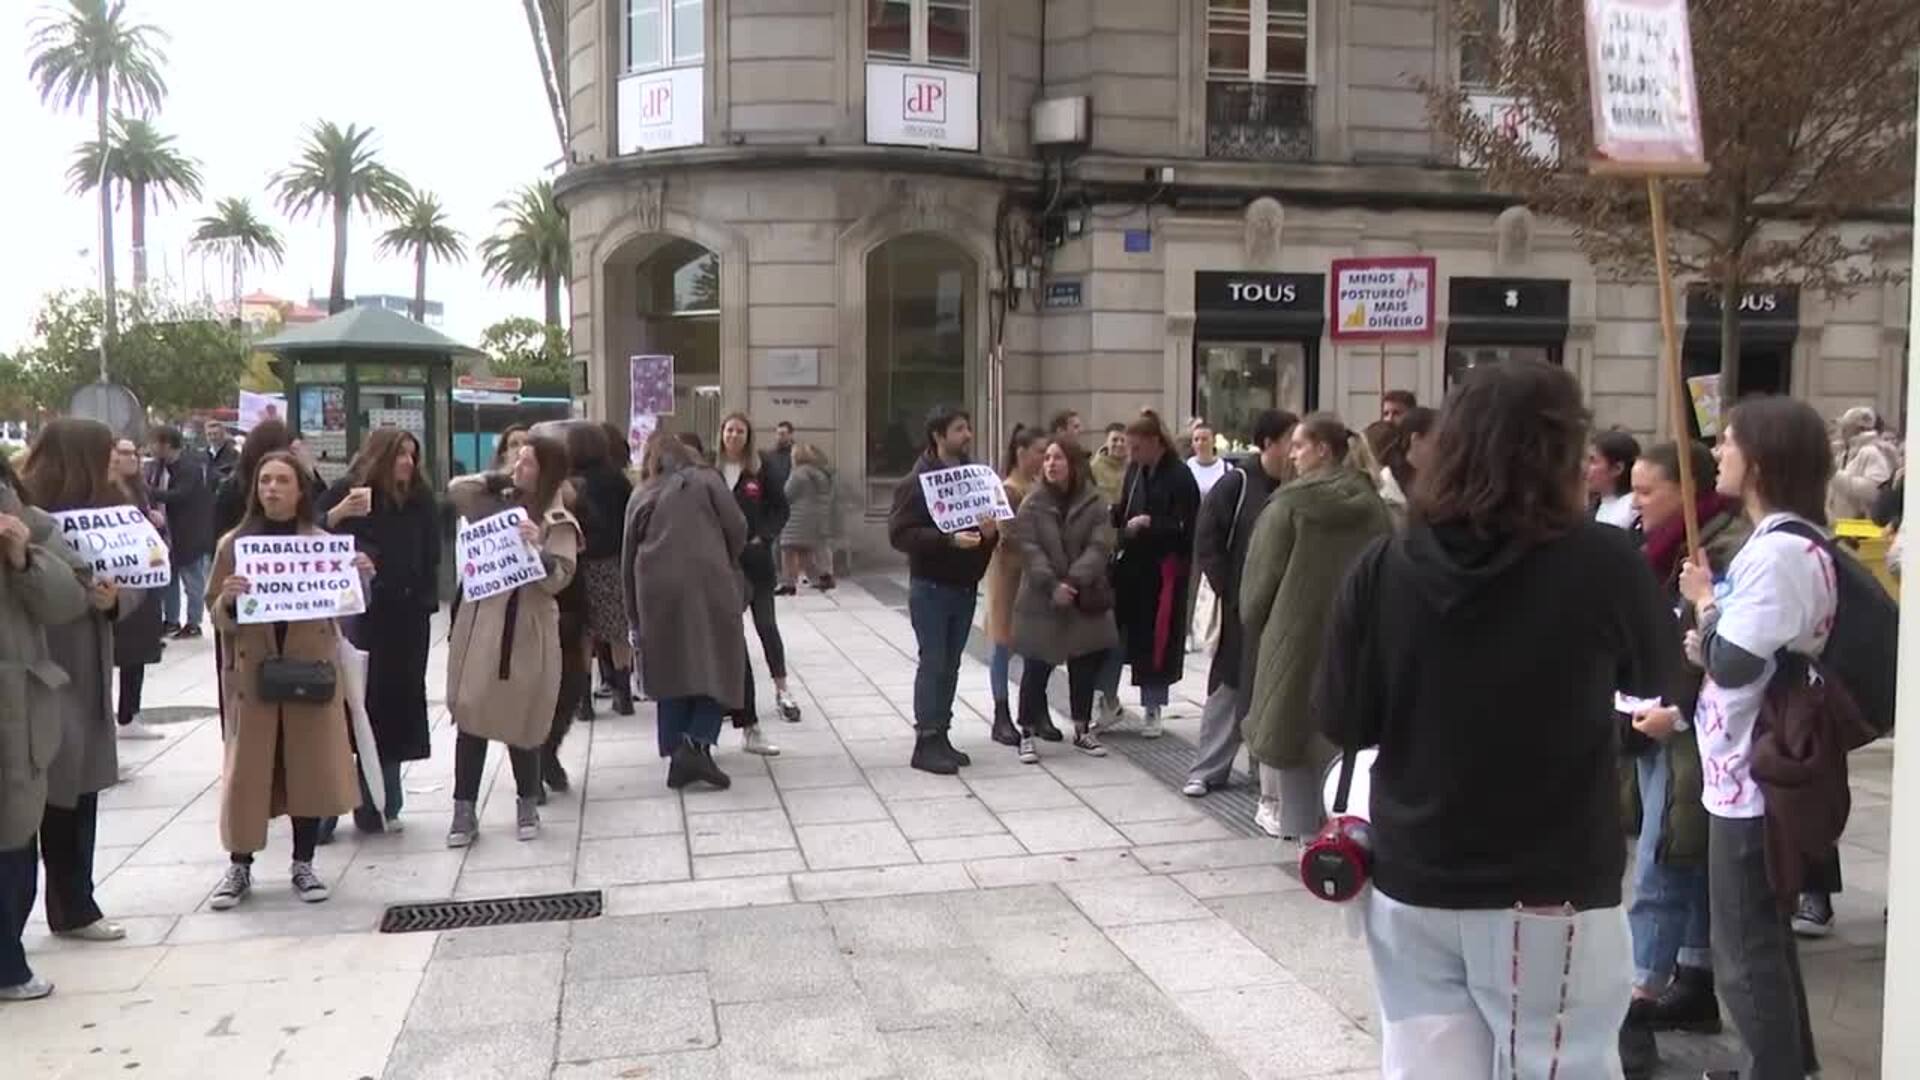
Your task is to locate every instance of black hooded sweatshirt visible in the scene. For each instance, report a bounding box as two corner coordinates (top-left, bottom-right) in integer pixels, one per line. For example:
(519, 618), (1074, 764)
(1314, 519), (1678, 910)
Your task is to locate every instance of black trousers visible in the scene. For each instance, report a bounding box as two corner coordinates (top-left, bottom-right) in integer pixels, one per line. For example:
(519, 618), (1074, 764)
(1708, 814), (1819, 1080)
(0, 839), (38, 986)
(1803, 848), (1843, 895)
(453, 732), (541, 802)
(231, 818), (320, 865)
(39, 793), (104, 933)
(747, 582), (786, 680)
(1017, 651), (1108, 733)
(117, 665), (146, 725)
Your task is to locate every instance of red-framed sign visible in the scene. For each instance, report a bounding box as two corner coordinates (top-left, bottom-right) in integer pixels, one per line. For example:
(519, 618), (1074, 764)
(1329, 257), (1438, 341)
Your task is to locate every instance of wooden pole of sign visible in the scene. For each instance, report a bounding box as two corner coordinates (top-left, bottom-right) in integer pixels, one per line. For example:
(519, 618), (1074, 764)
(1645, 177), (1703, 559)
(1378, 342), (1388, 407)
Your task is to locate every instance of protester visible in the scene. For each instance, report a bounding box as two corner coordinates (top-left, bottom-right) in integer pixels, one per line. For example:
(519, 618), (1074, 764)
(889, 404), (998, 775)
(492, 424), (533, 470)
(623, 432), (745, 791)
(588, 422), (639, 709)
(1590, 429), (1642, 530)
(443, 435), (582, 847)
(16, 420), (132, 944)
(1098, 410), (1200, 739)
(146, 425), (215, 638)
(560, 422), (635, 722)
(1185, 422), (1232, 655)
(1049, 410), (1083, 442)
(110, 438), (166, 740)
(0, 453), (91, 1001)
(717, 413), (796, 751)
(985, 425), (1045, 745)
(1380, 389), (1417, 425)
(779, 443), (837, 594)
(1677, 397), (1839, 1080)
(1184, 409), (1296, 797)
(1091, 422), (1127, 506)
(202, 419), (238, 484)
(525, 421), (600, 797)
(1827, 405), (1897, 523)
(204, 452), (370, 909)
(214, 419), (320, 541)
(1373, 407), (1438, 523)
(1315, 360), (1678, 1077)
(1615, 440), (1746, 1076)
(316, 430), (440, 835)
(1238, 413), (1391, 838)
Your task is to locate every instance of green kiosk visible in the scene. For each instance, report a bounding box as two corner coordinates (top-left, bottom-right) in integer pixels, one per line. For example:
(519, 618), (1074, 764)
(255, 307), (481, 492)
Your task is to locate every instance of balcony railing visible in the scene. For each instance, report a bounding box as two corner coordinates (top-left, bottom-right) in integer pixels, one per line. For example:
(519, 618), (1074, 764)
(1206, 81), (1315, 163)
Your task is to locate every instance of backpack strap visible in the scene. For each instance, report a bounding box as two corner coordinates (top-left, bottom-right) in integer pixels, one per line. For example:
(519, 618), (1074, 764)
(1221, 466), (1252, 556)
(1326, 537), (1393, 816)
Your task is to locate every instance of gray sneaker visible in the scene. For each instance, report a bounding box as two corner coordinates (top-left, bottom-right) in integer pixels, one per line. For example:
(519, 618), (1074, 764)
(209, 863), (252, 911)
(0, 975), (53, 1001)
(289, 861), (330, 903)
(516, 797), (540, 841)
(447, 799), (479, 848)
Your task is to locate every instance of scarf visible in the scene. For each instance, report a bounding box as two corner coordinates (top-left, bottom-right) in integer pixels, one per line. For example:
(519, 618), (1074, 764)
(1642, 491), (1740, 584)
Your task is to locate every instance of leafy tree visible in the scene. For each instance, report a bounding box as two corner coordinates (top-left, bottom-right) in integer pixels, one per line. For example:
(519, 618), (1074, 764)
(1426, 0), (1917, 394)
(68, 116), (202, 290)
(480, 179), (569, 328)
(9, 289), (246, 417)
(273, 121), (410, 314)
(476, 315), (570, 387)
(29, 0), (169, 342)
(378, 190), (467, 323)
(190, 196), (287, 314)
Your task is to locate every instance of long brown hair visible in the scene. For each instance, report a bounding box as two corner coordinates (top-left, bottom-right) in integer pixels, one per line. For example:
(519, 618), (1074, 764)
(600, 421), (632, 470)
(492, 423), (532, 469)
(234, 417), (293, 487)
(1123, 408), (1174, 457)
(716, 411), (759, 474)
(1041, 436), (1092, 499)
(515, 434), (571, 515)
(347, 428), (423, 505)
(1413, 359), (1589, 541)
(19, 417), (122, 511)
(1724, 396), (1834, 525)
(232, 451), (317, 537)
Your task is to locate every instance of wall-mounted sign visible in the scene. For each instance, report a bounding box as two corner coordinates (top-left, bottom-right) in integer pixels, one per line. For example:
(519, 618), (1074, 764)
(1194, 272), (1326, 336)
(761, 348), (821, 388)
(1684, 284), (1800, 348)
(1044, 279), (1083, 309)
(866, 63), (978, 151)
(1447, 276), (1572, 345)
(1460, 93), (1560, 167)
(1123, 229), (1152, 253)
(617, 66), (705, 155)
(1583, 0), (1705, 173)
(1330, 258), (1438, 341)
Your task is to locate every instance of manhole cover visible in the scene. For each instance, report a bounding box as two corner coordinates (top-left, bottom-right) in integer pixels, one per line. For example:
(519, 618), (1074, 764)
(138, 706), (218, 726)
(379, 890), (603, 934)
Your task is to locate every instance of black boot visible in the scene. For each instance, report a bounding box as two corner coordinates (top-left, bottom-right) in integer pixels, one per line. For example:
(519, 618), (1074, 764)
(1619, 1002), (1658, 1080)
(910, 732), (960, 775)
(991, 701), (1019, 746)
(938, 732), (971, 767)
(542, 749), (570, 793)
(1648, 965), (1722, 1033)
(610, 670), (636, 716)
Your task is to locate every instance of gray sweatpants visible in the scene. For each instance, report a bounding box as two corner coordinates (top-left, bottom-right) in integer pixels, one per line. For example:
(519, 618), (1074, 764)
(1708, 813), (1819, 1080)
(1185, 683), (1241, 788)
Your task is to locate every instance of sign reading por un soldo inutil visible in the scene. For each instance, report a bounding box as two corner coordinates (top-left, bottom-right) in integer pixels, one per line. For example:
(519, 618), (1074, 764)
(457, 508), (548, 603)
(919, 464), (1014, 534)
(51, 506), (171, 588)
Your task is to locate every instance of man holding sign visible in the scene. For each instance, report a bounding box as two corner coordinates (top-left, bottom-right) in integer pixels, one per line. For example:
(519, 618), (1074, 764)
(889, 404), (1004, 775)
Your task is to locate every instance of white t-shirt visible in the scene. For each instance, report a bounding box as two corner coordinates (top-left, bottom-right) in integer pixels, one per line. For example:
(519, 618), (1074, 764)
(1692, 513), (1837, 819)
(1594, 492), (1637, 530)
(1188, 456), (1228, 496)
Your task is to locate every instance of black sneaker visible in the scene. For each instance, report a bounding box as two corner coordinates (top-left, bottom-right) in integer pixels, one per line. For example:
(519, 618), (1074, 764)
(990, 702), (1019, 746)
(1649, 965), (1722, 1033)
(910, 734), (960, 775)
(667, 739), (731, 790)
(351, 806), (385, 835)
(1031, 715), (1065, 743)
(1620, 1006), (1657, 1080)
(1792, 892), (1835, 938)
(815, 575), (836, 591)
(542, 751), (570, 793)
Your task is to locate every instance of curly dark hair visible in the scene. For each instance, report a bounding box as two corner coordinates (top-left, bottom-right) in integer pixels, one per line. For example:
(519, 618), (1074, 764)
(1412, 360), (1590, 542)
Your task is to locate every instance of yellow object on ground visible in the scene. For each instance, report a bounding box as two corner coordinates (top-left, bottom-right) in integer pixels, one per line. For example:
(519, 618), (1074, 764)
(1835, 519), (1900, 600)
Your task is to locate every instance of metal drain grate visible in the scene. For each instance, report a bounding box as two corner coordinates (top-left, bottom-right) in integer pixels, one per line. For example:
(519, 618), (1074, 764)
(378, 890), (603, 934)
(1094, 729), (1263, 839)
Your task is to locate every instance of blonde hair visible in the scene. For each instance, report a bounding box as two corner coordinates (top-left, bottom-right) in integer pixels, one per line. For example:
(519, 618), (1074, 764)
(793, 442), (828, 468)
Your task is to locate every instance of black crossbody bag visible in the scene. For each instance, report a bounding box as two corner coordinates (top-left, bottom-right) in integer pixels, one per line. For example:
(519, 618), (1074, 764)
(257, 657), (337, 704)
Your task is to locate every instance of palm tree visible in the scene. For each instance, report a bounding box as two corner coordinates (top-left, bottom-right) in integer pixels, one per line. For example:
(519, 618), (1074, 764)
(480, 179), (570, 328)
(29, 0), (169, 341)
(68, 117), (202, 290)
(190, 197), (286, 316)
(378, 190), (467, 323)
(272, 121), (410, 314)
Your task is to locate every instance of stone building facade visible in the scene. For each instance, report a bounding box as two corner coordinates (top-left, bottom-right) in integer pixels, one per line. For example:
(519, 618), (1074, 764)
(541, 0), (1911, 555)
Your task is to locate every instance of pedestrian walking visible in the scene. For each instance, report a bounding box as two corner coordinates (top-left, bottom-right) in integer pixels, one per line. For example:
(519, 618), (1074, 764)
(1238, 413), (1392, 839)
(716, 412), (798, 751)
(588, 422), (639, 710)
(0, 454), (92, 1001)
(623, 432), (745, 791)
(443, 435), (583, 848)
(201, 419), (238, 485)
(16, 420), (134, 945)
(146, 425), (215, 639)
(985, 426), (1045, 745)
(1677, 397), (1840, 1080)
(888, 404), (999, 775)
(1183, 409), (1296, 797)
(1590, 429), (1642, 530)
(203, 452), (371, 910)
(1615, 439), (1746, 1076)
(1185, 422), (1229, 656)
(779, 443), (838, 594)
(110, 439), (166, 740)
(1098, 409), (1201, 739)
(316, 430), (440, 835)
(1315, 360), (1678, 1078)
(1008, 436), (1118, 763)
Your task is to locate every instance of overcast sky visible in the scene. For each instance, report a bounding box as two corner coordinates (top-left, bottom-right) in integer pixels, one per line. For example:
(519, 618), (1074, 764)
(0, 0), (559, 352)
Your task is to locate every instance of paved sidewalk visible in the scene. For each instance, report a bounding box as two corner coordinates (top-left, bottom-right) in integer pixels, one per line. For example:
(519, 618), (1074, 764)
(0, 577), (1891, 1079)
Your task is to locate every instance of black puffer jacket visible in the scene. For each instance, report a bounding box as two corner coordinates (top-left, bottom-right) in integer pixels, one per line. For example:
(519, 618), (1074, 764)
(724, 452), (789, 590)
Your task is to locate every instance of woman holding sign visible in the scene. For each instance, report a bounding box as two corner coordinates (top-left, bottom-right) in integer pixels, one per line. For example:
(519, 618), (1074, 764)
(204, 452), (370, 909)
(15, 419), (133, 944)
(444, 435), (583, 848)
(110, 438), (167, 740)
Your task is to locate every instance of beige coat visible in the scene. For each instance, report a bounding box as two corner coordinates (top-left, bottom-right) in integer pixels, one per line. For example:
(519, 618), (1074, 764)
(0, 496), (90, 848)
(207, 530), (362, 854)
(445, 476), (582, 749)
(984, 473), (1033, 647)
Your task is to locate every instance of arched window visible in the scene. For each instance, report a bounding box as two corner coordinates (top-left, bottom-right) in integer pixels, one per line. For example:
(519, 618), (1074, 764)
(606, 236), (721, 436)
(865, 234), (975, 479)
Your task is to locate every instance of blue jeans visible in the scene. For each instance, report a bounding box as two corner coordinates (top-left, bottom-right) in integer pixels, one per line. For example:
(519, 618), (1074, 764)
(1628, 749), (1712, 988)
(907, 578), (976, 734)
(989, 644), (1012, 706)
(163, 555), (210, 627)
(657, 696), (724, 757)
(1096, 633), (1168, 710)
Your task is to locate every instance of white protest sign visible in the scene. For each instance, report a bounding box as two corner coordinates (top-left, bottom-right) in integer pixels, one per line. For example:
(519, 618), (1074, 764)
(1583, 0), (1705, 172)
(231, 533), (365, 624)
(918, 464), (1014, 534)
(1330, 257), (1438, 340)
(457, 508), (548, 603)
(50, 507), (171, 588)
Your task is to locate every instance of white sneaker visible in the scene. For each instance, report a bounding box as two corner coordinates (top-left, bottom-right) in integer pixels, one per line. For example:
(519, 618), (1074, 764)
(1093, 692), (1121, 731)
(776, 689), (802, 723)
(1141, 709), (1164, 739)
(1253, 801), (1285, 839)
(0, 975), (53, 1001)
(383, 815), (405, 835)
(54, 920), (125, 942)
(1017, 734), (1039, 764)
(1181, 779), (1209, 798)
(743, 727), (781, 756)
(117, 719), (164, 741)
